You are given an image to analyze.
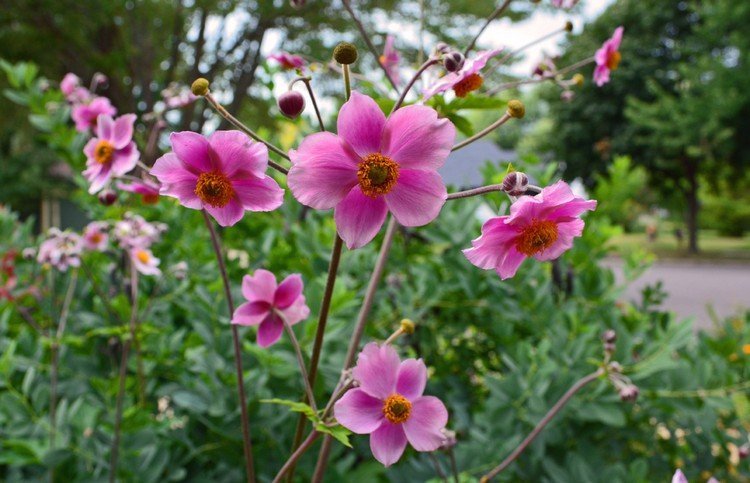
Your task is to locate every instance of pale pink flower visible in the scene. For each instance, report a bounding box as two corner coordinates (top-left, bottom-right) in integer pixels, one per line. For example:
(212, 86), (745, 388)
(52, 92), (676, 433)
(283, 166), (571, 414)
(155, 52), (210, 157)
(379, 35), (400, 86)
(161, 83), (197, 109)
(60, 73), (81, 97)
(112, 213), (165, 250)
(82, 114), (140, 194)
(71, 96), (117, 133)
(422, 49), (502, 100)
(37, 228), (84, 272)
(82, 221), (109, 251)
(129, 247), (161, 276)
(151, 131), (284, 227)
(594, 26), (624, 87)
(268, 51), (305, 70)
(552, 0), (579, 8)
(117, 179), (160, 204)
(463, 181), (597, 279)
(334, 343), (449, 467)
(231, 269), (310, 348)
(288, 91), (456, 249)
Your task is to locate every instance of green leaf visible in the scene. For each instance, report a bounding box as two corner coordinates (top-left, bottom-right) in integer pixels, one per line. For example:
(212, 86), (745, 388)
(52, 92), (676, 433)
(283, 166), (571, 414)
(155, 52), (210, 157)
(260, 398), (318, 422)
(446, 113), (473, 137)
(315, 422), (352, 448)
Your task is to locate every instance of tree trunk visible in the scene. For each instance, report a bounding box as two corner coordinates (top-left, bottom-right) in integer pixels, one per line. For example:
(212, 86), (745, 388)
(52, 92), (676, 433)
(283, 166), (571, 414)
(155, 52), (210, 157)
(684, 159), (699, 254)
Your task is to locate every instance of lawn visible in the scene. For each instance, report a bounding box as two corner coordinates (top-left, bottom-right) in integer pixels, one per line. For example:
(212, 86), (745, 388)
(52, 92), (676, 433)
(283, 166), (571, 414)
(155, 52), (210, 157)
(608, 229), (750, 260)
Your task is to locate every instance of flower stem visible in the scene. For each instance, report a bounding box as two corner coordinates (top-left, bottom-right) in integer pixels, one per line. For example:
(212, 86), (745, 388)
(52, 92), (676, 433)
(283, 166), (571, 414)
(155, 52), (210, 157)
(452, 114), (512, 152)
(480, 369), (603, 481)
(343, 64), (352, 101)
(428, 452), (449, 482)
(464, 0), (514, 56)
(447, 184), (504, 200)
(486, 57), (595, 95)
(202, 211), (256, 483)
(391, 58), (440, 114)
(278, 312), (318, 413)
(486, 26), (569, 76)
(272, 430), (321, 483)
(448, 447), (460, 483)
(303, 79), (326, 131)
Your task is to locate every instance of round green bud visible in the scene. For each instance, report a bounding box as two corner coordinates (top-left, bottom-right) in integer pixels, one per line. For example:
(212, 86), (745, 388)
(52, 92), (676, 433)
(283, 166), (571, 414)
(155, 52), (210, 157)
(565, 21), (574, 32)
(572, 73), (585, 86)
(333, 42), (358, 65)
(400, 318), (416, 335)
(507, 99), (525, 119)
(191, 78), (210, 96)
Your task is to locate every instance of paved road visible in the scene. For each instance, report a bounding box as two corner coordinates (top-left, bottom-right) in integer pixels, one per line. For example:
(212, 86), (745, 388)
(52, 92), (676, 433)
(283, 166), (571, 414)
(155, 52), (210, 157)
(602, 258), (750, 330)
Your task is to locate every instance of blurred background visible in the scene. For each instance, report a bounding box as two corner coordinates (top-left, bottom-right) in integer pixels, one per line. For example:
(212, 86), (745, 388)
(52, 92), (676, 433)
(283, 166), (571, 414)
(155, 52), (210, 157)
(1, 1), (749, 481)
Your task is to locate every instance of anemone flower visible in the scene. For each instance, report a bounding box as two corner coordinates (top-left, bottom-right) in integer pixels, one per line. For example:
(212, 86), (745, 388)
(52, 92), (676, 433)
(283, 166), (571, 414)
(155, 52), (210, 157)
(37, 229), (83, 272)
(422, 49), (502, 100)
(463, 181), (597, 279)
(231, 269), (310, 348)
(82, 221), (109, 252)
(594, 26), (624, 86)
(82, 114), (139, 194)
(268, 51), (306, 70)
(334, 343), (449, 467)
(130, 247), (161, 276)
(150, 131), (284, 227)
(379, 35), (400, 86)
(71, 96), (117, 133)
(288, 91), (456, 249)
(117, 179), (161, 204)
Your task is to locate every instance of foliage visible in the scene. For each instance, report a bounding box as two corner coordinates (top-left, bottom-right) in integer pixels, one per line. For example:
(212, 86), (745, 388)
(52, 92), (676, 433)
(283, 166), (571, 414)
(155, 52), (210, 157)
(592, 156), (651, 232)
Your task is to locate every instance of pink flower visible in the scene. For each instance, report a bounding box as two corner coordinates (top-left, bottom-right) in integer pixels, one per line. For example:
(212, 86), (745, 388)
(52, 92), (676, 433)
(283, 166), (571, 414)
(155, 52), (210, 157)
(60, 73), (81, 97)
(117, 179), (160, 204)
(551, 0), (579, 8)
(423, 49), (502, 100)
(82, 221), (109, 251)
(113, 213), (165, 250)
(379, 35), (400, 86)
(463, 181), (597, 279)
(231, 269), (310, 348)
(150, 131), (284, 227)
(288, 91), (456, 249)
(334, 343), (449, 467)
(268, 52), (306, 70)
(82, 114), (140, 194)
(161, 83), (197, 109)
(594, 26), (624, 87)
(71, 96), (117, 133)
(37, 228), (83, 272)
(130, 247), (161, 276)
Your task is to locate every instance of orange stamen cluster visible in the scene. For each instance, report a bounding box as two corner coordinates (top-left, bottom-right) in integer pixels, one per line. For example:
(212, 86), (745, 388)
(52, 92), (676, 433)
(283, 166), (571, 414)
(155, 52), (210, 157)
(453, 73), (484, 98)
(383, 394), (412, 424)
(135, 249), (150, 264)
(357, 153), (399, 198)
(607, 51), (622, 71)
(195, 171), (235, 207)
(515, 219), (559, 256)
(94, 140), (115, 165)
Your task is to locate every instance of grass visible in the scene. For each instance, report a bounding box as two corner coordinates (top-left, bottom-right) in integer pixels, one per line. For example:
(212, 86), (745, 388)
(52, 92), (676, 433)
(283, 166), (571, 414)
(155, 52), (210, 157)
(608, 229), (750, 261)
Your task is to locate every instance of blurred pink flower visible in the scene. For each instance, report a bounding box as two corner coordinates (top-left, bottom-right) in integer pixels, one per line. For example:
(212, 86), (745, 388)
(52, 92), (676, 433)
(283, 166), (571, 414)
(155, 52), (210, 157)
(288, 92), (455, 249)
(60, 73), (81, 97)
(151, 131), (284, 227)
(551, 0), (579, 8)
(379, 35), (400, 86)
(130, 247), (161, 276)
(231, 269), (310, 347)
(112, 213), (165, 250)
(334, 343), (449, 467)
(594, 26), (624, 87)
(82, 221), (109, 252)
(423, 49), (502, 100)
(82, 114), (140, 194)
(71, 96), (117, 133)
(37, 228), (84, 272)
(463, 181), (597, 279)
(161, 83), (197, 109)
(268, 51), (305, 70)
(117, 179), (161, 204)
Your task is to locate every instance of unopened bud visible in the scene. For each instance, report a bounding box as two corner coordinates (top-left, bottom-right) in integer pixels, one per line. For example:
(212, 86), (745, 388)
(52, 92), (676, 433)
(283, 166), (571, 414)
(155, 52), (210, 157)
(171, 261), (188, 280)
(435, 42), (451, 54)
(333, 42), (358, 65)
(572, 73), (585, 86)
(278, 90), (306, 119)
(98, 189), (117, 206)
(22, 247), (36, 260)
(565, 21), (574, 32)
(191, 78), (210, 96)
(400, 319), (416, 335)
(739, 444), (750, 459)
(608, 361), (622, 373)
(602, 329), (617, 344)
(560, 90), (575, 102)
(502, 171), (528, 196)
(619, 384), (639, 402)
(439, 428), (457, 449)
(507, 99), (525, 119)
(604, 342), (616, 353)
(443, 51), (465, 73)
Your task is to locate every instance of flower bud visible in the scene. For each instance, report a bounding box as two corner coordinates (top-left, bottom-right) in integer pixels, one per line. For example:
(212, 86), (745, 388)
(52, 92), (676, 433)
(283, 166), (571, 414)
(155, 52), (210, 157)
(400, 318), (415, 335)
(619, 384), (639, 402)
(565, 21), (574, 32)
(443, 51), (465, 73)
(439, 428), (457, 449)
(191, 78), (210, 96)
(333, 42), (358, 65)
(98, 189), (117, 206)
(22, 247), (36, 260)
(604, 342), (616, 353)
(602, 329), (617, 344)
(277, 90), (306, 119)
(435, 42), (451, 54)
(506, 99), (525, 119)
(560, 90), (575, 102)
(502, 171), (528, 196)
(608, 361), (622, 373)
(572, 73), (585, 86)
(171, 261), (188, 280)
(740, 444), (749, 459)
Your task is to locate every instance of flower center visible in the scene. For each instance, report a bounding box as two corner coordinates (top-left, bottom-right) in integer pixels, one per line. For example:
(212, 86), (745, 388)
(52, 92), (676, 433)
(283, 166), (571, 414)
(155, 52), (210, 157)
(195, 171), (234, 207)
(453, 73), (484, 98)
(90, 233), (103, 244)
(143, 193), (159, 205)
(94, 140), (115, 165)
(382, 394), (412, 424)
(357, 153), (399, 198)
(607, 51), (622, 71)
(515, 219), (559, 256)
(135, 249), (150, 264)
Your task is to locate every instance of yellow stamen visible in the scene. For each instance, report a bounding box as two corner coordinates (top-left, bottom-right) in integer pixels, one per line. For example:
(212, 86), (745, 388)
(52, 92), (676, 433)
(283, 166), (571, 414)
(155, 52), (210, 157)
(607, 51), (621, 71)
(453, 73), (484, 98)
(94, 140), (115, 165)
(357, 153), (399, 198)
(135, 250), (150, 264)
(382, 394), (412, 424)
(195, 171), (234, 207)
(515, 219), (559, 256)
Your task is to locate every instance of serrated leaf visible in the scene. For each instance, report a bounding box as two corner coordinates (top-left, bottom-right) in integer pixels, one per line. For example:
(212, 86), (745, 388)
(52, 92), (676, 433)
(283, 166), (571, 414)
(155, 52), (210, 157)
(315, 422), (352, 448)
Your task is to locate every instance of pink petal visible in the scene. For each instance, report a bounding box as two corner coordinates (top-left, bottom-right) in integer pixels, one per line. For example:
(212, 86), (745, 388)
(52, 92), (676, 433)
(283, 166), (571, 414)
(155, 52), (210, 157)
(257, 312), (284, 347)
(496, 246), (527, 280)
(241, 269), (278, 304)
(422, 72), (461, 101)
(232, 301), (271, 326)
(279, 296), (310, 325)
(334, 187), (388, 249)
(611, 26), (624, 50)
(83, 138), (98, 159)
(463, 217), (519, 270)
(274, 274), (303, 309)
(396, 359), (427, 400)
(288, 132), (359, 209)
(96, 114), (115, 140)
(352, 342), (400, 400)
(110, 143), (139, 176)
(170, 131), (213, 174)
(370, 422), (408, 467)
(85, 164), (112, 194)
(232, 176), (284, 212)
(403, 396), (448, 451)
(381, 105), (456, 170)
(151, 153), (198, 184)
(384, 169), (446, 227)
(204, 198), (245, 227)
(336, 91), (386, 158)
(593, 65), (610, 86)
(158, 177), (202, 210)
(533, 218), (584, 261)
(112, 114), (136, 149)
(672, 470), (688, 483)
(548, 199), (597, 219)
(334, 388), (385, 434)
(208, 131), (268, 178)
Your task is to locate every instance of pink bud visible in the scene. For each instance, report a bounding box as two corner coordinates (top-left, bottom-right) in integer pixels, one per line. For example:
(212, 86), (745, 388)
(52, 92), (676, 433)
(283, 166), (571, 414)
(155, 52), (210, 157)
(278, 90), (306, 119)
(98, 189), (117, 206)
(619, 384), (639, 402)
(502, 171), (529, 196)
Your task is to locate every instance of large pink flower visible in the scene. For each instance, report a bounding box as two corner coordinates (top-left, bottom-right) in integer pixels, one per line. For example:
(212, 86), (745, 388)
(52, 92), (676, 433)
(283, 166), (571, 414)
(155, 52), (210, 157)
(82, 114), (140, 194)
(463, 181), (597, 279)
(334, 343), (449, 467)
(231, 269), (310, 348)
(594, 26), (624, 87)
(379, 35), (400, 86)
(268, 52), (306, 70)
(288, 91), (456, 249)
(71, 96), (117, 133)
(423, 49), (502, 100)
(150, 131), (284, 227)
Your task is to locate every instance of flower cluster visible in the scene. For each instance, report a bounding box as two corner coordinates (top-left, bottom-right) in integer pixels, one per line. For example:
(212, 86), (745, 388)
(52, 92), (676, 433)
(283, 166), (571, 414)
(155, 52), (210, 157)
(36, 228), (84, 272)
